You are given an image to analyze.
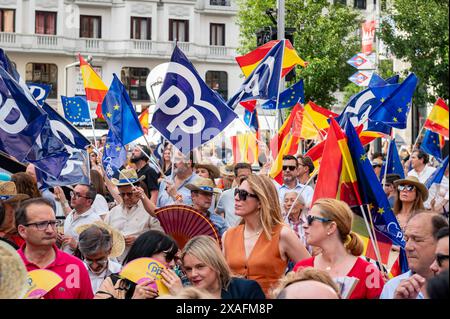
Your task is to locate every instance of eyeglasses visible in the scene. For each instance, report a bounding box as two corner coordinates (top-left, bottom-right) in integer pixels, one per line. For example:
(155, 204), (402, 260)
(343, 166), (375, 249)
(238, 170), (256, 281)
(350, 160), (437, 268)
(119, 192), (135, 198)
(306, 215), (331, 226)
(282, 165), (297, 171)
(398, 185), (416, 192)
(70, 191), (90, 199)
(84, 257), (108, 267)
(234, 188), (258, 201)
(436, 253), (449, 267)
(24, 220), (60, 231)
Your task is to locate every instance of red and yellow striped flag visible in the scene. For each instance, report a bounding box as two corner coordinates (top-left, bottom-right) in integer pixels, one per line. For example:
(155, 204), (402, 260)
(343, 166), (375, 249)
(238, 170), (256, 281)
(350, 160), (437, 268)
(139, 108), (149, 135)
(79, 54), (108, 119)
(424, 98), (449, 138)
(236, 40), (306, 78)
(300, 101), (338, 140)
(231, 133), (259, 165)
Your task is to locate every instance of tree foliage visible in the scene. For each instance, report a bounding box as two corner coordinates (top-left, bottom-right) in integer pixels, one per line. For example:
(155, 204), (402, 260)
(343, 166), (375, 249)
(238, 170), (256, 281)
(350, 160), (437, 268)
(380, 0), (449, 107)
(236, 0), (362, 108)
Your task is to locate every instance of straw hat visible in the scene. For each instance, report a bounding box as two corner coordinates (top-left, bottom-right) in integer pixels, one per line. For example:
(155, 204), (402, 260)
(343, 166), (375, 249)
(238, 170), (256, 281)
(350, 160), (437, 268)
(394, 176), (429, 201)
(0, 240), (28, 299)
(219, 164), (235, 178)
(0, 181), (30, 203)
(111, 168), (145, 187)
(186, 177), (220, 194)
(75, 221), (125, 258)
(195, 162), (220, 179)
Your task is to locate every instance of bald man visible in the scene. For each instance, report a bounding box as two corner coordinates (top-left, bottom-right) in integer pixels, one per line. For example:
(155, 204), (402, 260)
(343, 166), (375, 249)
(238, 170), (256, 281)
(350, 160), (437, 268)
(277, 280), (340, 299)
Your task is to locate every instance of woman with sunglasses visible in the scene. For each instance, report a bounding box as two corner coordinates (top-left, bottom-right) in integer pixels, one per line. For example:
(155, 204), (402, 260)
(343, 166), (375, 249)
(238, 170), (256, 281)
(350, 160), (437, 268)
(161, 236), (266, 299)
(293, 198), (385, 299)
(393, 176), (428, 231)
(222, 175), (310, 297)
(95, 230), (179, 299)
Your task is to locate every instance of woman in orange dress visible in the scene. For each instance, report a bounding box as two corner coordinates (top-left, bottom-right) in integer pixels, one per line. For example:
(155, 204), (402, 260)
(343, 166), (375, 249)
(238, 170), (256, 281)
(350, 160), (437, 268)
(222, 175), (310, 297)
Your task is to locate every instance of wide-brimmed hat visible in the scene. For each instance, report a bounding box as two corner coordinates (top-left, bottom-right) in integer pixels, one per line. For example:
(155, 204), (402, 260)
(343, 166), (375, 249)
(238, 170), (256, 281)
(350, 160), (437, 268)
(75, 221), (125, 258)
(0, 181), (30, 203)
(194, 162), (220, 179)
(0, 240), (28, 299)
(220, 164), (235, 178)
(186, 177), (220, 194)
(394, 176), (429, 201)
(111, 168), (145, 187)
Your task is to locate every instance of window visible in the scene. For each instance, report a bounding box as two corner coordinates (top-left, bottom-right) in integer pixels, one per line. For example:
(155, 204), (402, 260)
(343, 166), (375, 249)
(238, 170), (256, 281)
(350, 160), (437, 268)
(131, 17), (151, 40)
(35, 11), (57, 35)
(210, 0), (231, 6)
(210, 23), (225, 46)
(206, 71), (227, 100)
(120, 67), (150, 101)
(354, 0), (366, 9)
(80, 15), (101, 38)
(0, 9), (15, 32)
(25, 63), (58, 99)
(169, 19), (189, 42)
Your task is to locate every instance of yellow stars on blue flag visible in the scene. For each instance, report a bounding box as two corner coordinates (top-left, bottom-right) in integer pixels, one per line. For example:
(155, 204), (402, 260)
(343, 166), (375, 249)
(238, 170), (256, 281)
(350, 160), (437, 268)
(61, 95), (91, 125)
(360, 153), (367, 162)
(105, 143), (110, 149)
(397, 107), (403, 113)
(393, 117), (398, 122)
(377, 207), (385, 215)
(113, 104), (120, 111)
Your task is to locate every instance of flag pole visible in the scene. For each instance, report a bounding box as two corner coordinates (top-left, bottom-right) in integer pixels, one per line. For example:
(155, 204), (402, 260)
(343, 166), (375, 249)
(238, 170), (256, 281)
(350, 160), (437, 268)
(412, 125), (425, 151)
(359, 205), (386, 274)
(302, 105), (326, 140)
(381, 135), (392, 189)
(135, 142), (165, 178)
(242, 111), (254, 163)
(365, 203), (384, 266)
(275, 40), (286, 132)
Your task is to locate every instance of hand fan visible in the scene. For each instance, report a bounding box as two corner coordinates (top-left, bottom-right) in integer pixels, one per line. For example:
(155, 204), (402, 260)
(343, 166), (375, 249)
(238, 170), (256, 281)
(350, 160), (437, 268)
(23, 269), (63, 298)
(119, 257), (169, 295)
(154, 205), (220, 249)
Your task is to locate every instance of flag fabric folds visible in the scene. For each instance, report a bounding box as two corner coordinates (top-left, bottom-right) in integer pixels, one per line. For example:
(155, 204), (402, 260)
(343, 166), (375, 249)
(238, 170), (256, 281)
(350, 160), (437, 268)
(425, 156), (449, 189)
(139, 107), (149, 135)
(230, 133), (259, 165)
(235, 39), (306, 78)
(300, 101), (337, 140)
(152, 46), (237, 155)
(0, 66), (48, 162)
(243, 109), (259, 132)
(102, 130), (127, 179)
(261, 79), (305, 110)
(424, 98), (449, 138)
(27, 82), (52, 106)
(61, 95), (92, 126)
(227, 40), (285, 110)
(420, 129), (444, 161)
(379, 138), (405, 182)
(79, 54), (108, 119)
(369, 73), (418, 129)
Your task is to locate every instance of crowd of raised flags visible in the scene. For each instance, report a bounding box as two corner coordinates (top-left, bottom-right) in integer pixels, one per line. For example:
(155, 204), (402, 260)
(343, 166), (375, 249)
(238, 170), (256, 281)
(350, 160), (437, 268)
(0, 38), (449, 300)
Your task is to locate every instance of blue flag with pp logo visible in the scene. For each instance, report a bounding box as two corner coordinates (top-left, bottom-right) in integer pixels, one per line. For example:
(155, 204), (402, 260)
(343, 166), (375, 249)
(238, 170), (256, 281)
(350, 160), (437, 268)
(27, 82), (51, 106)
(62, 95), (92, 126)
(152, 46), (238, 155)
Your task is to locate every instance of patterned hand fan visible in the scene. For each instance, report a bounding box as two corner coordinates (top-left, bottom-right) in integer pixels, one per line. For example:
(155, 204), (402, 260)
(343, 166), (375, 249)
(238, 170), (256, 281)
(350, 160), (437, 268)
(155, 205), (220, 249)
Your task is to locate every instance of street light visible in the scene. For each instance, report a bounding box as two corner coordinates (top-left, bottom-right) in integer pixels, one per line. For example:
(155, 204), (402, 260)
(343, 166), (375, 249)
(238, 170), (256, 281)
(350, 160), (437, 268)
(64, 55), (92, 97)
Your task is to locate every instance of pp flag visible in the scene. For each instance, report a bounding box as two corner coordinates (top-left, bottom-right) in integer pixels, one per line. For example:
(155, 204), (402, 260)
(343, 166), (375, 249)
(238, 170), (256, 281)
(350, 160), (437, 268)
(152, 46), (237, 155)
(61, 96), (92, 126)
(27, 82), (51, 106)
(102, 130), (127, 179)
(227, 40), (284, 110)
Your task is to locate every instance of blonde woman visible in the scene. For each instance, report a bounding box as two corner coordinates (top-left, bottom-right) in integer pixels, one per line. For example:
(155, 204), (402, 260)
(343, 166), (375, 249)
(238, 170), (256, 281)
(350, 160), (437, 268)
(222, 175), (310, 297)
(161, 236), (265, 299)
(293, 198), (385, 299)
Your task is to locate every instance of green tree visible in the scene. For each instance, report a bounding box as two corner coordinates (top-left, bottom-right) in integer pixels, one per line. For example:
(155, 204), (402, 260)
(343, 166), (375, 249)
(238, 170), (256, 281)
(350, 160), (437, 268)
(236, 0), (361, 108)
(380, 0), (449, 107)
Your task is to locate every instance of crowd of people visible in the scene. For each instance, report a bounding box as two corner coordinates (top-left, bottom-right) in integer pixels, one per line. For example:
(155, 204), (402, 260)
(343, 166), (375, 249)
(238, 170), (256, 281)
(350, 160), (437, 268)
(0, 139), (448, 300)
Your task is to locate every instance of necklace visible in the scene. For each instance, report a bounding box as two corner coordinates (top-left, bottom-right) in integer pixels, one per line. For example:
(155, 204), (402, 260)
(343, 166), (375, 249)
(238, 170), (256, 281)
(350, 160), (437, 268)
(244, 228), (262, 239)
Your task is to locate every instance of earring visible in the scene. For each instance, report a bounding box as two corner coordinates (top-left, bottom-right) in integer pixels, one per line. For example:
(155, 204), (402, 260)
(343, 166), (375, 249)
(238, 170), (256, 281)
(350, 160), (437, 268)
(327, 232), (330, 235)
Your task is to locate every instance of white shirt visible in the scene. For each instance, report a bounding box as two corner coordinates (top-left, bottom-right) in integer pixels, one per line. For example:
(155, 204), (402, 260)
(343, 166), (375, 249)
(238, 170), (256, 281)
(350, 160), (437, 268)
(63, 207), (101, 254)
(408, 165), (437, 184)
(424, 176), (449, 212)
(278, 182), (314, 208)
(104, 200), (163, 262)
(216, 188), (239, 227)
(86, 259), (122, 294)
(379, 270), (425, 299)
(91, 194), (109, 217)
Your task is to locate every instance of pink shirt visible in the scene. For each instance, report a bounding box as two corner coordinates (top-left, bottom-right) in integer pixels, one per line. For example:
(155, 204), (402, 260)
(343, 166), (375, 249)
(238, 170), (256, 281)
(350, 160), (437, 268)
(18, 244), (94, 299)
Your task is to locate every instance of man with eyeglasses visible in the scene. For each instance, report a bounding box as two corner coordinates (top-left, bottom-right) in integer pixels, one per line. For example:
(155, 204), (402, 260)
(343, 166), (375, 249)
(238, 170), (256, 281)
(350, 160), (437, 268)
(16, 198), (94, 299)
(380, 212), (448, 299)
(60, 184), (101, 255)
(430, 227), (449, 276)
(277, 155), (314, 208)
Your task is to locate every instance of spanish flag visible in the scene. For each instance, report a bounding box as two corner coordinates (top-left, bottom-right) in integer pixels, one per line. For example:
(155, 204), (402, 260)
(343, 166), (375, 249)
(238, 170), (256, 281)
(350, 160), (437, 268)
(300, 102), (337, 140)
(231, 133), (259, 165)
(139, 108), (149, 135)
(79, 54), (108, 119)
(236, 40), (306, 78)
(424, 98), (449, 138)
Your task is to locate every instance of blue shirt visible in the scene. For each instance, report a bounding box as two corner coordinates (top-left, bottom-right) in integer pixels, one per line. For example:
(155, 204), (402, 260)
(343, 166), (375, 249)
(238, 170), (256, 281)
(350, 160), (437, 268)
(216, 187), (240, 227)
(379, 270), (425, 299)
(278, 182), (314, 207)
(157, 174), (198, 208)
(209, 212), (228, 237)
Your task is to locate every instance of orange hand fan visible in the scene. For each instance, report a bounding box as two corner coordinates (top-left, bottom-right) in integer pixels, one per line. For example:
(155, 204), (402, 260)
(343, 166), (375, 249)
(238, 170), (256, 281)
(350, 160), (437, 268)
(154, 205), (220, 249)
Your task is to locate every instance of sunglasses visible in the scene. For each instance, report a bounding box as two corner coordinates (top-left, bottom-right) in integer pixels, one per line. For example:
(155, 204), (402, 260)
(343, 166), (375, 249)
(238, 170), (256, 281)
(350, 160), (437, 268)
(234, 188), (258, 201)
(282, 165), (297, 171)
(436, 253), (449, 267)
(398, 185), (416, 192)
(306, 215), (331, 226)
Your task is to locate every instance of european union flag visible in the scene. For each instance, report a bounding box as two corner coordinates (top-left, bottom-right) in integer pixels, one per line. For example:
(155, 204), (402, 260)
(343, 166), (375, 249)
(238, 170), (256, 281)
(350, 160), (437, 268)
(102, 130), (127, 179)
(0, 66), (47, 162)
(380, 138), (405, 182)
(62, 95), (92, 126)
(369, 73), (418, 129)
(344, 122), (408, 273)
(27, 82), (51, 106)
(425, 156), (449, 189)
(420, 129), (443, 161)
(228, 40), (284, 110)
(152, 45), (238, 155)
(102, 74), (143, 145)
(261, 79), (304, 110)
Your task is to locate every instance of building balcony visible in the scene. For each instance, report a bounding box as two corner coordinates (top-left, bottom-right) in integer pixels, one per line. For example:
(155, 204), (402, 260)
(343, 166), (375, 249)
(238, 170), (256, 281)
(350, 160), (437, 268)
(196, 0), (238, 14)
(0, 32), (237, 62)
